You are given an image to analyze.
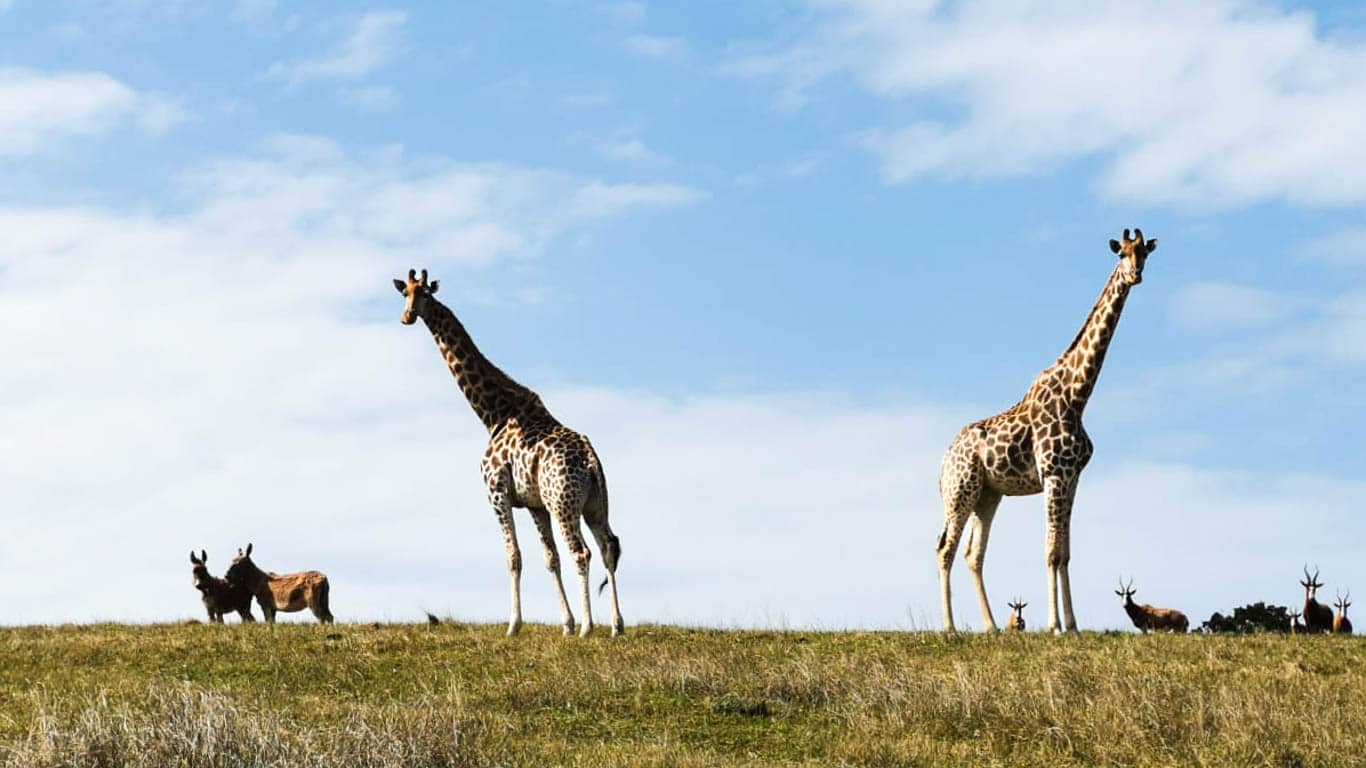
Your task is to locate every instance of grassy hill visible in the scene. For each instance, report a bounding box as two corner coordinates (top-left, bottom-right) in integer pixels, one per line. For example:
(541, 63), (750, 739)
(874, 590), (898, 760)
(1, 622), (1362, 767)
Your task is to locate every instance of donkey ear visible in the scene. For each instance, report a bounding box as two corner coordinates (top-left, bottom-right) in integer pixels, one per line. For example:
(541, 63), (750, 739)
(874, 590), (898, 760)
(201, 549), (208, 564)
(1109, 239), (1121, 254)
(428, 279), (439, 294)
(393, 279), (407, 295)
(245, 543), (253, 557)
(190, 550), (199, 564)
(1145, 238), (1158, 254)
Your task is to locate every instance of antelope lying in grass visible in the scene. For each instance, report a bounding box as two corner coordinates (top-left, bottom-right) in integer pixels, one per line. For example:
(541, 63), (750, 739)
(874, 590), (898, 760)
(1289, 611), (1304, 636)
(1115, 578), (1188, 633)
(1334, 590), (1353, 635)
(1300, 566), (1334, 634)
(225, 543), (333, 624)
(1005, 599), (1027, 632)
(189, 550), (255, 623)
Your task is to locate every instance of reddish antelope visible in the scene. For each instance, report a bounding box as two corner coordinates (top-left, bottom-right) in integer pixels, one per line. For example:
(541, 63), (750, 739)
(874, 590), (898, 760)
(1115, 578), (1188, 633)
(1289, 611), (1304, 636)
(225, 543), (333, 624)
(189, 550), (255, 623)
(1334, 590), (1353, 635)
(1299, 566), (1334, 634)
(1005, 599), (1027, 632)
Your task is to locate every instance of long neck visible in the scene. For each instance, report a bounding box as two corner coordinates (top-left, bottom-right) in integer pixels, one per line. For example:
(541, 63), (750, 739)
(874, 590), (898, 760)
(1048, 263), (1133, 409)
(419, 297), (546, 433)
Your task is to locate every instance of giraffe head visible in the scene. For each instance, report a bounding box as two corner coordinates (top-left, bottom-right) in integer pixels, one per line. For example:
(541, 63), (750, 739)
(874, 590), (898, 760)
(1300, 565), (1324, 601)
(1107, 228), (1157, 286)
(392, 268), (441, 325)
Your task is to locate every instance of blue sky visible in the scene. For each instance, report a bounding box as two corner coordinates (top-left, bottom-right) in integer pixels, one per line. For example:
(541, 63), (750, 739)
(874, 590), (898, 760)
(3, 0), (1366, 630)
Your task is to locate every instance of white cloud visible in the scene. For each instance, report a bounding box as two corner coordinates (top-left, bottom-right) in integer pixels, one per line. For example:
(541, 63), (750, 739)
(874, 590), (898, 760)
(1298, 227), (1366, 269)
(601, 138), (667, 164)
(598, 2), (646, 26)
(0, 1), (15, 13)
(271, 11), (407, 82)
(735, 0), (1366, 207)
(1172, 281), (1287, 332)
(343, 84), (398, 111)
(570, 181), (704, 217)
(0, 69), (181, 156)
(623, 33), (689, 62)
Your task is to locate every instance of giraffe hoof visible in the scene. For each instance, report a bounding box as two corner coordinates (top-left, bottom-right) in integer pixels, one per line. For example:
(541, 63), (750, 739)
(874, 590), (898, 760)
(611, 622), (625, 637)
(562, 622), (576, 636)
(506, 621), (522, 637)
(578, 622), (594, 638)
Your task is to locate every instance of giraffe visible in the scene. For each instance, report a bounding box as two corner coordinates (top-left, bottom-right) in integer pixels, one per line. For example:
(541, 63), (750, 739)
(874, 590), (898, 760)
(935, 229), (1157, 634)
(394, 270), (623, 638)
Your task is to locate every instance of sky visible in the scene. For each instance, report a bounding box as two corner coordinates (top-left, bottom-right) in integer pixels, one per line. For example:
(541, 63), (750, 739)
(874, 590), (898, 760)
(3, 0), (1366, 631)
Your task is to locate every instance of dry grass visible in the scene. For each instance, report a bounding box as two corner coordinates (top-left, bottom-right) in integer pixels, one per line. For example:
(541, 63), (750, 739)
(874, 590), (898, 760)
(0, 623), (1361, 767)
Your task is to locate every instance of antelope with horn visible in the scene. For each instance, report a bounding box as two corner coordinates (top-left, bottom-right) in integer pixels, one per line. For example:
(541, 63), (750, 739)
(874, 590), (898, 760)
(1334, 590), (1353, 635)
(1005, 598), (1027, 632)
(1288, 610), (1303, 636)
(1115, 577), (1188, 633)
(1299, 566), (1334, 634)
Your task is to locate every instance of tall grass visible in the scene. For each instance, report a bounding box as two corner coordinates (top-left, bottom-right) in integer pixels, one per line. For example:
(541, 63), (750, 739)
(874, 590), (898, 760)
(1, 623), (1362, 767)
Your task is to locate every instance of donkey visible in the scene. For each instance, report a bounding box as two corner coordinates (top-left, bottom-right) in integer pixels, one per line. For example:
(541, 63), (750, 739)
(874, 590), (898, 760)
(1289, 611), (1304, 636)
(1300, 566), (1334, 634)
(190, 550), (255, 623)
(1334, 590), (1353, 635)
(1005, 598), (1027, 632)
(1116, 578), (1188, 633)
(225, 543), (333, 624)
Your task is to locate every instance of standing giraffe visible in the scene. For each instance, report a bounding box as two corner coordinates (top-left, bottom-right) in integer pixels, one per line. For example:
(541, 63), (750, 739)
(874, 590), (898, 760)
(936, 229), (1157, 633)
(394, 269), (624, 637)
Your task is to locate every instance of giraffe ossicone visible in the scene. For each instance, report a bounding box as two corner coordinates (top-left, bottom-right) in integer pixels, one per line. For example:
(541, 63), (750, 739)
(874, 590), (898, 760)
(934, 228), (1157, 634)
(395, 268), (624, 637)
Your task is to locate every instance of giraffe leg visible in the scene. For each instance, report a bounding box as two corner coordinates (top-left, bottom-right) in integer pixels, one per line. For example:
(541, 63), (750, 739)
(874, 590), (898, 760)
(584, 500), (624, 637)
(549, 498), (594, 638)
(1042, 474), (1079, 634)
(937, 448), (983, 632)
(528, 506), (576, 636)
(486, 481), (523, 637)
(964, 489), (1004, 632)
(1057, 503), (1079, 633)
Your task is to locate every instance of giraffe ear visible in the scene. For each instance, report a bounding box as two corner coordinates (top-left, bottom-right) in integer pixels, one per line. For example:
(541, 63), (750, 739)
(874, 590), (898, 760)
(428, 280), (439, 294)
(393, 279), (407, 295)
(1109, 239), (1121, 254)
(1144, 238), (1157, 254)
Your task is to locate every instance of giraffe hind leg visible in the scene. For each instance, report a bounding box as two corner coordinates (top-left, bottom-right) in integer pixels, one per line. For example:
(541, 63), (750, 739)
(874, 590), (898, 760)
(584, 495), (624, 637)
(529, 506), (576, 635)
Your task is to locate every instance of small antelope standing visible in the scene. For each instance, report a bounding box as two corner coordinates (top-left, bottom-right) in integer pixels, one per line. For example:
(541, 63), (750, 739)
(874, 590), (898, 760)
(190, 550), (255, 623)
(225, 543), (333, 624)
(1334, 590), (1353, 635)
(1115, 578), (1188, 633)
(1006, 599), (1028, 632)
(1289, 611), (1304, 635)
(1300, 566), (1334, 634)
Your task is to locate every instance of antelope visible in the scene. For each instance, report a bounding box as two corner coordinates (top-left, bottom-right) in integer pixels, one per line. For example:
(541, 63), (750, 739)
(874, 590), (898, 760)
(189, 550), (255, 623)
(1289, 611), (1303, 636)
(1115, 578), (1188, 633)
(1005, 598), (1027, 632)
(224, 543), (333, 624)
(1299, 566), (1334, 634)
(1334, 590), (1353, 635)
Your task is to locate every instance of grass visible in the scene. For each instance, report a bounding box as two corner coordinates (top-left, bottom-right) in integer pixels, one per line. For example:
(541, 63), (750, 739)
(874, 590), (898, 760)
(0, 622), (1362, 767)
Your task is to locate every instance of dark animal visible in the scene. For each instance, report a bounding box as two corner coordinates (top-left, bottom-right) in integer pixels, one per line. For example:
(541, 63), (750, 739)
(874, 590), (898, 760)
(1005, 598), (1027, 632)
(1300, 566), (1334, 634)
(189, 549), (255, 623)
(1334, 590), (1353, 635)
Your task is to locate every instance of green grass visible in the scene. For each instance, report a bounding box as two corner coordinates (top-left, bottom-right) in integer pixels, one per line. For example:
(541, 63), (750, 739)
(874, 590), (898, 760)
(1, 623), (1362, 767)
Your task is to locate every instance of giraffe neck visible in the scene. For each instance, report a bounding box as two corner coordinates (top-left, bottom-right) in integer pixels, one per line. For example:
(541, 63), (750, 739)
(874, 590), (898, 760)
(418, 297), (547, 433)
(1044, 262), (1132, 410)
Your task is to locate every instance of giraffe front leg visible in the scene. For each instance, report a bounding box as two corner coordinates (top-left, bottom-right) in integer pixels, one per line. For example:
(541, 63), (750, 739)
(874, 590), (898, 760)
(489, 489), (523, 637)
(1042, 475), (1079, 635)
(529, 507), (576, 636)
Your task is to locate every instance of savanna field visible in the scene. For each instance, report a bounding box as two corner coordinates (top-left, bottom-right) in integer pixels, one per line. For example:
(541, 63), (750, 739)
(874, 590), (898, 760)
(1, 623), (1363, 767)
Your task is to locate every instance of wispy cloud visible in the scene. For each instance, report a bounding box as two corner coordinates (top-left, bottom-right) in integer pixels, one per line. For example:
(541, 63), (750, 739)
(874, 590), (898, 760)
(0, 69), (183, 156)
(623, 33), (689, 62)
(271, 11), (407, 82)
(600, 138), (668, 164)
(733, 1), (1366, 207)
(1171, 282), (1288, 333)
